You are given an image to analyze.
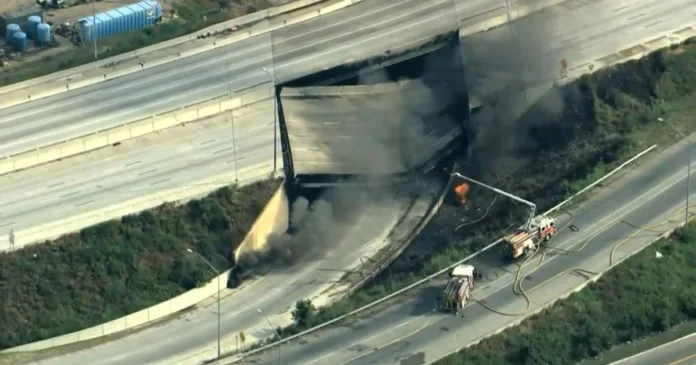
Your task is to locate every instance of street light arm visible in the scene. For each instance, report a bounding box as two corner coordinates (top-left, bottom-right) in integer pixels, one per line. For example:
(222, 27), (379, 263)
(191, 251), (219, 274)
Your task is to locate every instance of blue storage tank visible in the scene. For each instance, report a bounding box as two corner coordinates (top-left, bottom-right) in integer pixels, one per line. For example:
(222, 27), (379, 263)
(78, 0), (161, 43)
(27, 15), (41, 38)
(13, 31), (27, 52)
(36, 23), (50, 44)
(5, 23), (20, 42)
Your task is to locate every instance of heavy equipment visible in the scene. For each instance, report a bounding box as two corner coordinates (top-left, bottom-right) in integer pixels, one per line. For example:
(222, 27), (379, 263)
(441, 264), (480, 315)
(450, 172), (557, 261)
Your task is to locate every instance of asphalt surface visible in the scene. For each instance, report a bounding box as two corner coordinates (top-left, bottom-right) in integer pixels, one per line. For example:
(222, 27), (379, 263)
(238, 0), (696, 362)
(610, 334), (696, 365)
(460, 0), (696, 106)
(4, 0), (693, 363)
(0, 0), (468, 158)
(0, 100), (278, 251)
(238, 122), (696, 365)
(18, 185), (423, 365)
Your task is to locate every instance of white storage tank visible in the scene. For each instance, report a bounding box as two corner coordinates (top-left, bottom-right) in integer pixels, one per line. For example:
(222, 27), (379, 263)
(5, 23), (20, 42)
(36, 22), (50, 44)
(27, 15), (41, 38)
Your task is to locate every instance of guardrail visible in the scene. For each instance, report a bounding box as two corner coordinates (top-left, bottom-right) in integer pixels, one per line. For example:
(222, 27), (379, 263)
(0, 0), (329, 95)
(224, 144), (658, 362)
(0, 85), (274, 176)
(1, 181), (288, 353)
(0, 0), (362, 110)
(456, 0), (573, 38)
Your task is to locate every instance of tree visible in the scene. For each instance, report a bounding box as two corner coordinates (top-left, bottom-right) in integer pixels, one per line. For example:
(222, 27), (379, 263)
(292, 299), (317, 328)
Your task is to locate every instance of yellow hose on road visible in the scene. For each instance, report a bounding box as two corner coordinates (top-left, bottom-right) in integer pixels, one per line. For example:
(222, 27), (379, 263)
(472, 204), (696, 317)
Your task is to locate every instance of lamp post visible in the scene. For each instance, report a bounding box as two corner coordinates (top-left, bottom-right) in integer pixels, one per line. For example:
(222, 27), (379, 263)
(186, 248), (221, 360)
(92, 0), (97, 60)
(256, 309), (281, 364)
(659, 117), (691, 225)
(262, 67), (278, 176)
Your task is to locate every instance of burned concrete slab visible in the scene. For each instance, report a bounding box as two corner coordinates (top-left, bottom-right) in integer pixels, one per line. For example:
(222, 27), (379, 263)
(280, 79), (464, 181)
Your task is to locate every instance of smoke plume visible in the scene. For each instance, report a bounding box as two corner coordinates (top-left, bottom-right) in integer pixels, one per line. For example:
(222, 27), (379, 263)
(235, 183), (409, 271)
(459, 9), (571, 180)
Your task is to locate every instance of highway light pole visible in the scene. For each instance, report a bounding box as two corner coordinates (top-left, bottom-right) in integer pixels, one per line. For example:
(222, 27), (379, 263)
(187, 248), (221, 360)
(256, 309), (281, 364)
(262, 67), (278, 177)
(92, 0), (97, 60)
(659, 117), (691, 226)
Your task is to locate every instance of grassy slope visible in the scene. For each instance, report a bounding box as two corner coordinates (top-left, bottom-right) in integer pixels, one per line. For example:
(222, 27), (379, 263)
(434, 223), (696, 365)
(274, 40), (696, 338)
(0, 179), (280, 350)
(0, 0), (275, 86)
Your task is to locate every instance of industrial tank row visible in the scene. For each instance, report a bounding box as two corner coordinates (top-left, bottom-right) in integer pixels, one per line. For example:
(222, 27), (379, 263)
(5, 17), (51, 52)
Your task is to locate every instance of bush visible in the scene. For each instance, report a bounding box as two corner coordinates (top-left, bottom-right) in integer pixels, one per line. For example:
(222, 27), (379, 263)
(0, 179), (281, 350)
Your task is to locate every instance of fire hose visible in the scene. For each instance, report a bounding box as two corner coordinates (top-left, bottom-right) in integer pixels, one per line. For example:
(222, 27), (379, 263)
(471, 203), (696, 317)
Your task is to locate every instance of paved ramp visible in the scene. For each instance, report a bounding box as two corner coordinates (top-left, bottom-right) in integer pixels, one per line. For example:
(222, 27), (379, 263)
(280, 79), (464, 178)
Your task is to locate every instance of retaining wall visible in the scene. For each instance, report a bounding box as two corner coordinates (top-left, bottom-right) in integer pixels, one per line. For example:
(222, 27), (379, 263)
(234, 183), (290, 261)
(0, 86), (274, 176)
(2, 182), (289, 353)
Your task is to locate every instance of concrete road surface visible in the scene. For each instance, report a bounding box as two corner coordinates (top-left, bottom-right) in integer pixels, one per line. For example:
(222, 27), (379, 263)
(460, 0), (696, 105)
(237, 0), (696, 361)
(238, 125), (696, 365)
(13, 186), (425, 365)
(609, 333), (696, 365)
(0, 99), (277, 251)
(0, 0), (468, 158)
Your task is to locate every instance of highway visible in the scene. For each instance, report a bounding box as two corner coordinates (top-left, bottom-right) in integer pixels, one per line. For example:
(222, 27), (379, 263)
(460, 0), (696, 105)
(609, 333), (696, 365)
(0, 0), (467, 159)
(238, 116), (696, 365)
(0, 100), (278, 251)
(235, 0), (696, 362)
(14, 182), (427, 365)
(2, 0), (693, 363)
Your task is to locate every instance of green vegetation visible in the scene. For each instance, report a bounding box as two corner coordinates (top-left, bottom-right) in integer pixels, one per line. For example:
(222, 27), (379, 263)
(0, 0), (279, 86)
(434, 222), (696, 365)
(0, 179), (281, 350)
(266, 39), (696, 341)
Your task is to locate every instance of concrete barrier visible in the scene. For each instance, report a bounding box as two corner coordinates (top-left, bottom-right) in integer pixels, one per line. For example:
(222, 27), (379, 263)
(457, 0), (573, 38)
(0, 0), (329, 97)
(559, 25), (696, 86)
(0, 0), (351, 110)
(0, 86), (274, 176)
(1, 167), (279, 253)
(2, 181), (288, 353)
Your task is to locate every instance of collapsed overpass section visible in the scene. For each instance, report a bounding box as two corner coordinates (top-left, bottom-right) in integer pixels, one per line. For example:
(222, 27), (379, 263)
(280, 79), (464, 186)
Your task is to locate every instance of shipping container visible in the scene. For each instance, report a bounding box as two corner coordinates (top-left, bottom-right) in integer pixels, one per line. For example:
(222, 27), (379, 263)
(0, 4), (43, 36)
(78, 0), (162, 43)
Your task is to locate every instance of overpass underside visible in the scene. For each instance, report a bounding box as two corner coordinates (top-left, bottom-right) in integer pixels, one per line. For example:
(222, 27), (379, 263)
(280, 79), (464, 187)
